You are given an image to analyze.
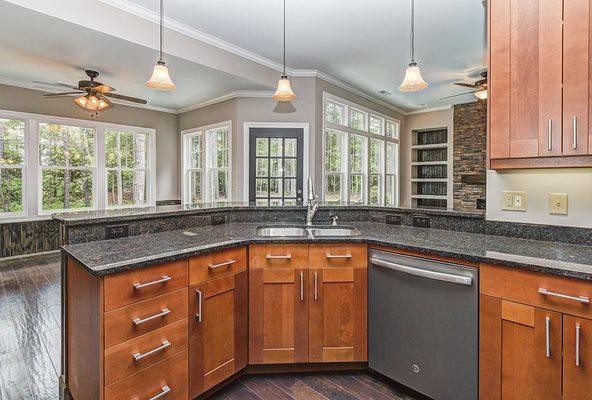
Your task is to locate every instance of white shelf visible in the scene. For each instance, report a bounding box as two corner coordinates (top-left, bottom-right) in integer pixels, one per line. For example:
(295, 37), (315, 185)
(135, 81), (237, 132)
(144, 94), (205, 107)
(411, 178), (448, 183)
(411, 143), (448, 150)
(411, 161), (448, 166)
(411, 194), (448, 200)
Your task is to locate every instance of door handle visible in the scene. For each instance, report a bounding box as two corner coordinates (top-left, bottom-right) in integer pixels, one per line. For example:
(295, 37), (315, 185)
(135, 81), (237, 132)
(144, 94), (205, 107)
(196, 289), (202, 322)
(576, 322), (581, 367)
(266, 254), (292, 260)
(538, 288), (589, 304)
(547, 118), (552, 151)
(133, 340), (171, 362)
(300, 272), (304, 301)
(314, 272), (318, 301)
(133, 275), (171, 290)
(132, 308), (171, 326)
(326, 253), (352, 259)
(148, 385), (171, 400)
(573, 116), (578, 149)
(370, 258), (473, 286)
(545, 316), (551, 358)
(208, 260), (236, 270)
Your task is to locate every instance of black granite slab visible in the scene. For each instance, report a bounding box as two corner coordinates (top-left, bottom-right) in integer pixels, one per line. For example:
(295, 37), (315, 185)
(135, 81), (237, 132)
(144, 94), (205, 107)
(61, 222), (592, 281)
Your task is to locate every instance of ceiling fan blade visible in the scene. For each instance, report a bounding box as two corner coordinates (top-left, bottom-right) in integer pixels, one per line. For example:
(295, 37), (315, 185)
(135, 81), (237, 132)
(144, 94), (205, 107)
(104, 93), (147, 104)
(454, 82), (476, 88)
(33, 81), (80, 90)
(43, 91), (84, 97)
(93, 84), (115, 94)
(439, 91), (476, 100)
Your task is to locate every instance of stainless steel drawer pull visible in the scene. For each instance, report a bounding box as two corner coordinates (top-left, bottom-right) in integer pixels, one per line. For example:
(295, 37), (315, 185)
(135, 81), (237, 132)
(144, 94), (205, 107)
(538, 288), (590, 304)
(133, 275), (171, 290)
(133, 340), (171, 361)
(314, 272), (318, 301)
(132, 308), (171, 326)
(370, 258), (473, 286)
(547, 118), (552, 151)
(149, 385), (171, 400)
(326, 253), (352, 259)
(196, 289), (202, 323)
(300, 272), (304, 301)
(545, 316), (551, 358)
(208, 260), (236, 270)
(266, 254), (292, 259)
(573, 116), (578, 149)
(576, 323), (581, 367)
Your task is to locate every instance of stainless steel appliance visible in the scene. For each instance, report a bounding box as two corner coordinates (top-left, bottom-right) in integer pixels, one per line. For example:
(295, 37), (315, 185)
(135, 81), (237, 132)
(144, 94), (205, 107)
(369, 250), (478, 400)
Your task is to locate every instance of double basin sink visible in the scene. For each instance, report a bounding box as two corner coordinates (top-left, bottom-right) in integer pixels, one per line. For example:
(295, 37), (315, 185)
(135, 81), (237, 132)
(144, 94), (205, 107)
(256, 224), (361, 238)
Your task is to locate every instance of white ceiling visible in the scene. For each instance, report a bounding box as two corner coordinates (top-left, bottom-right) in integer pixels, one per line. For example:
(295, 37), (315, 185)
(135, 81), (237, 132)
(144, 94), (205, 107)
(0, 1), (271, 112)
(124, 0), (488, 111)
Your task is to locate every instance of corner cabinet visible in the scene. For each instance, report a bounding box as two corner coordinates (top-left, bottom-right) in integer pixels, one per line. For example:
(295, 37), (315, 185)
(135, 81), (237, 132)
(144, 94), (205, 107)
(488, 0), (592, 169)
(479, 264), (592, 400)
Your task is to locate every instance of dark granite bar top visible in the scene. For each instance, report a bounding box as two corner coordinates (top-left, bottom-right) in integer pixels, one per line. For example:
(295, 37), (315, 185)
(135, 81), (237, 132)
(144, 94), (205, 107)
(62, 222), (592, 281)
(52, 203), (484, 226)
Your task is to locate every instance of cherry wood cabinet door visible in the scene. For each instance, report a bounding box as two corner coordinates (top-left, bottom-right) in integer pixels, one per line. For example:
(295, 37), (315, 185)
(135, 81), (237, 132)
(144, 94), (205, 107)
(489, 0), (563, 159)
(479, 296), (562, 400)
(189, 272), (247, 398)
(563, 315), (592, 400)
(308, 266), (367, 363)
(248, 268), (308, 364)
(563, 0), (590, 156)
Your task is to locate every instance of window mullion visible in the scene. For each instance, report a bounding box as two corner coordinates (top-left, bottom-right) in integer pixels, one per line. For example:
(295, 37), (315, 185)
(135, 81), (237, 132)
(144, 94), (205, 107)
(26, 119), (39, 216)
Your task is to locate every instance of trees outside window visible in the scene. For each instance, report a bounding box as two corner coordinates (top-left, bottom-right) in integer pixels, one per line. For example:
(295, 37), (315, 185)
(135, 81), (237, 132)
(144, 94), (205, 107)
(0, 118), (25, 215)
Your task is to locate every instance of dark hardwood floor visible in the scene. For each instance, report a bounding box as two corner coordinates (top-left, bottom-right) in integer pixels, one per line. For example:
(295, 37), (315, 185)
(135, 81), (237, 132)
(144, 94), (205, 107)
(0, 254), (424, 400)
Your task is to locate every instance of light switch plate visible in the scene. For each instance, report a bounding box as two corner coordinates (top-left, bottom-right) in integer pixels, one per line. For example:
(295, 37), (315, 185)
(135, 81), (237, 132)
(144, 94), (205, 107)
(548, 193), (568, 215)
(502, 191), (527, 211)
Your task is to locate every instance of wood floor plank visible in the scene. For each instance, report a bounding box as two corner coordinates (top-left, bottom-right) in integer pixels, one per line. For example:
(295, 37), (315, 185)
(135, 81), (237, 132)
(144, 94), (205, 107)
(0, 350), (35, 400)
(352, 373), (422, 400)
(298, 374), (361, 400)
(268, 375), (330, 400)
(240, 376), (295, 400)
(326, 373), (399, 400)
(220, 381), (263, 400)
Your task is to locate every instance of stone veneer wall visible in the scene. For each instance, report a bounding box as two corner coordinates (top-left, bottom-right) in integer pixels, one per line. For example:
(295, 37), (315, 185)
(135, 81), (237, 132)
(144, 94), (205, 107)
(453, 101), (487, 211)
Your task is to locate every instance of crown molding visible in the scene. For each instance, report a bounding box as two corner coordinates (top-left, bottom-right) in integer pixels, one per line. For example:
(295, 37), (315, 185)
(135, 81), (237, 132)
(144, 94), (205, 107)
(175, 90), (275, 114)
(406, 104), (453, 115)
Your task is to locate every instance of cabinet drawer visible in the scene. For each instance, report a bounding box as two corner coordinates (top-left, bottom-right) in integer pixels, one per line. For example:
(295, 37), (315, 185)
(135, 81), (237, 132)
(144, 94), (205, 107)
(481, 264), (592, 319)
(104, 319), (188, 386)
(104, 260), (188, 312)
(104, 349), (188, 400)
(105, 289), (188, 349)
(309, 244), (367, 268)
(249, 244), (309, 269)
(190, 247), (247, 285)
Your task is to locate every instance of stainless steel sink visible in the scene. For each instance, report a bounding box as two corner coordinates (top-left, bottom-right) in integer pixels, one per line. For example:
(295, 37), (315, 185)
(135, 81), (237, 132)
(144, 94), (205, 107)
(255, 225), (360, 238)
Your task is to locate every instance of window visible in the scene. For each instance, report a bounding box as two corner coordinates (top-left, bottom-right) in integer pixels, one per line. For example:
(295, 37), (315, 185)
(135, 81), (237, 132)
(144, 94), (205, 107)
(181, 122), (232, 204)
(0, 110), (156, 220)
(0, 118), (25, 216)
(105, 130), (149, 207)
(321, 94), (400, 206)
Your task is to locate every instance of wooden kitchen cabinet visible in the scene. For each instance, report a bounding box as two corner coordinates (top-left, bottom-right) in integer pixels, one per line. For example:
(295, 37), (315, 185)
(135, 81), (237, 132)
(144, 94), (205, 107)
(488, 0), (592, 168)
(563, 315), (592, 400)
(309, 244), (367, 362)
(188, 248), (248, 398)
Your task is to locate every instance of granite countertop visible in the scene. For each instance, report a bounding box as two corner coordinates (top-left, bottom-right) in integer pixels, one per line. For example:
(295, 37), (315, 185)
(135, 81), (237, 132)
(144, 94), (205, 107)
(62, 222), (592, 281)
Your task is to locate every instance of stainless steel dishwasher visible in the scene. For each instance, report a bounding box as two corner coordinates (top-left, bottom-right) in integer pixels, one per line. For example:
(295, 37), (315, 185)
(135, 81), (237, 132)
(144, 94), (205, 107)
(368, 250), (478, 400)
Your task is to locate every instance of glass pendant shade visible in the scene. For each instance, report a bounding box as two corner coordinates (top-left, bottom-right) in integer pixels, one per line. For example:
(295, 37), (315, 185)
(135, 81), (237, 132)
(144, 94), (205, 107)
(146, 61), (176, 91)
(74, 94), (111, 111)
(474, 89), (488, 100)
(272, 76), (297, 101)
(399, 62), (428, 92)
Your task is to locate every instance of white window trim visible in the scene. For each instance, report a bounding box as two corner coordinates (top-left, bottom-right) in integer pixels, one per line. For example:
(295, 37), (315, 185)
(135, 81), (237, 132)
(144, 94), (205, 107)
(321, 92), (400, 207)
(181, 120), (232, 204)
(0, 109), (156, 220)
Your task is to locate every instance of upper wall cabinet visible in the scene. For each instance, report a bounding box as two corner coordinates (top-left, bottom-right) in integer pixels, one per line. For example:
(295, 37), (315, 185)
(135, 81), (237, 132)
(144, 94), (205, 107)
(489, 0), (592, 169)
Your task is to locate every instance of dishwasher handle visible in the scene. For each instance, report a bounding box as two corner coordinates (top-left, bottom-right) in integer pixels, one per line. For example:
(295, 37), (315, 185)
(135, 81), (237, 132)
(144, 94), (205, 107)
(370, 257), (473, 286)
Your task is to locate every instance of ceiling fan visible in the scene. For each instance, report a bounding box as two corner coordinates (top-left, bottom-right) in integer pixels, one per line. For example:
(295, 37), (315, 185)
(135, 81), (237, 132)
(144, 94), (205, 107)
(35, 70), (147, 116)
(440, 71), (487, 100)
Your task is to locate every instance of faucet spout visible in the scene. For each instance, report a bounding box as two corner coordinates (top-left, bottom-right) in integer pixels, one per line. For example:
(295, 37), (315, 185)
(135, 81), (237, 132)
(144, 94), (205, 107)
(306, 177), (319, 226)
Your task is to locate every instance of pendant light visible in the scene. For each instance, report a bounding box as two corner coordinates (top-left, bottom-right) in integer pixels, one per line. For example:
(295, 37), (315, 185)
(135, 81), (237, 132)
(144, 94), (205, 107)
(272, 0), (297, 101)
(399, 0), (428, 92)
(146, 0), (176, 91)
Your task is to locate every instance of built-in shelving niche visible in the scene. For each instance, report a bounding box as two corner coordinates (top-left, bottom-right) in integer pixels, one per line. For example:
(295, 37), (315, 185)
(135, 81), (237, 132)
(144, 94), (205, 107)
(411, 128), (450, 209)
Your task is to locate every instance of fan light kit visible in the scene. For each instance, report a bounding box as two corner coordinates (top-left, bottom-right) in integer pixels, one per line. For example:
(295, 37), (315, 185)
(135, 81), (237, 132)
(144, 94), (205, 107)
(74, 94), (111, 112)
(146, 0), (176, 91)
(399, 0), (428, 92)
(474, 89), (487, 100)
(272, 0), (297, 101)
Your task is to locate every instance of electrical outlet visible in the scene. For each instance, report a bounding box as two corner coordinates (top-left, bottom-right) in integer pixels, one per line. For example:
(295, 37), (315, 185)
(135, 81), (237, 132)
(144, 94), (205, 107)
(501, 191), (527, 212)
(385, 214), (402, 225)
(549, 193), (568, 215)
(412, 216), (430, 228)
(105, 224), (129, 239)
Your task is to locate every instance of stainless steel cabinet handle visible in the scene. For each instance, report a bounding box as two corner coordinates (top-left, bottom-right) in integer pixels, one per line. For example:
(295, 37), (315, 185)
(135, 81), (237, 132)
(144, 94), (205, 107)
(208, 260), (235, 270)
(545, 316), (551, 358)
(314, 272), (318, 300)
(196, 289), (202, 323)
(133, 275), (171, 290)
(573, 116), (578, 149)
(370, 258), (473, 286)
(148, 385), (171, 400)
(300, 272), (304, 301)
(538, 288), (590, 304)
(133, 308), (171, 326)
(576, 323), (581, 367)
(547, 118), (553, 151)
(133, 340), (171, 361)
(266, 254), (292, 259)
(326, 253), (352, 259)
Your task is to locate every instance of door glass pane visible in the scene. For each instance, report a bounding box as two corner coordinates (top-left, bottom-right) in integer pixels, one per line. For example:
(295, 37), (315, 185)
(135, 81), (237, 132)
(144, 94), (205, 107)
(349, 174), (363, 204)
(0, 168), (23, 213)
(255, 178), (268, 197)
(270, 138), (283, 157)
(325, 174), (341, 204)
(270, 199), (282, 206)
(284, 138), (297, 157)
(284, 159), (297, 177)
(284, 199), (296, 206)
(256, 199), (269, 206)
(0, 118), (25, 164)
(256, 138), (268, 156)
(270, 158), (283, 177)
(43, 169), (94, 210)
(269, 178), (282, 197)
(256, 158), (268, 177)
(284, 179), (296, 197)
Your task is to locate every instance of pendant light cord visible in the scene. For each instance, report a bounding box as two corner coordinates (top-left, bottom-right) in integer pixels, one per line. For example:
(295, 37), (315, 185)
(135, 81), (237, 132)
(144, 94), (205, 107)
(410, 0), (415, 63)
(159, 0), (164, 62)
(282, 0), (286, 76)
